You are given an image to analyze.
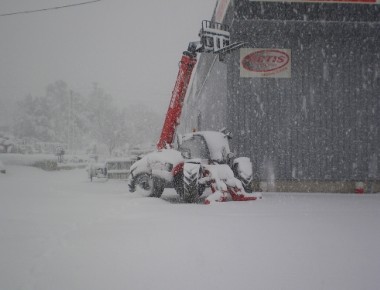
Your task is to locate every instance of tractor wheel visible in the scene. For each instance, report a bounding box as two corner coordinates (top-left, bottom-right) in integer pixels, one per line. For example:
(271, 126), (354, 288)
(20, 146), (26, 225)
(150, 176), (165, 198)
(233, 159), (253, 193)
(182, 163), (202, 203)
(131, 173), (164, 198)
(173, 172), (184, 197)
(236, 174), (253, 193)
(235, 173), (253, 193)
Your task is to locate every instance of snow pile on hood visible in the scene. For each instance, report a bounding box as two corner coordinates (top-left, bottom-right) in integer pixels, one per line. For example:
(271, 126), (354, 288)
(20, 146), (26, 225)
(129, 149), (183, 178)
(147, 149), (183, 165)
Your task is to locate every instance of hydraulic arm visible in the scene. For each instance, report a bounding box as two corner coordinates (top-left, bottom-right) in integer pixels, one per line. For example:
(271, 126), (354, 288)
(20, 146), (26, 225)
(156, 51), (197, 150)
(156, 20), (245, 150)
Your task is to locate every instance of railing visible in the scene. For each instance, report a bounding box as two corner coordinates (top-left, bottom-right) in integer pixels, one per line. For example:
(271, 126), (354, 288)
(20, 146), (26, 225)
(201, 20), (229, 33)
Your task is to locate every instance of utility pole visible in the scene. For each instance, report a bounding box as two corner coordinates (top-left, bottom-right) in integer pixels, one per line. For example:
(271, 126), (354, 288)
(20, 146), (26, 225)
(68, 90), (73, 153)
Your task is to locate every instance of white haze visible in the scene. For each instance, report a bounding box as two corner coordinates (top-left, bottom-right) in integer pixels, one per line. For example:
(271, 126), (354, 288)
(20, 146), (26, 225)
(0, 0), (216, 123)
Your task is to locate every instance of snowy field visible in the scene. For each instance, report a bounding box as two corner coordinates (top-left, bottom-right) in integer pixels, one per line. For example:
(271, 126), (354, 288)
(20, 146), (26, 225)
(1, 165), (380, 290)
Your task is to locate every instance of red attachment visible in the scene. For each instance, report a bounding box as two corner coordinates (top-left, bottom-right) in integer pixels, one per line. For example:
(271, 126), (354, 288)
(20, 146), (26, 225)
(172, 162), (184, 177)
(157, 53), (197, 150)
(355, 182), (365, 194)
(229, 188), (258, 201)
(355, 188), (365, 194)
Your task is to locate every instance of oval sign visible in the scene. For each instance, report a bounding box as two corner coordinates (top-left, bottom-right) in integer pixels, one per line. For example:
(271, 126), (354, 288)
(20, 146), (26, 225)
(242, 49), (290, 73)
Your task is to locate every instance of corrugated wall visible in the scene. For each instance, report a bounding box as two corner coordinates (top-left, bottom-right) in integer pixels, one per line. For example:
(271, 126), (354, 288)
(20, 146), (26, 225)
(180, 0), (380, 185)
(179, 53), (228, 133)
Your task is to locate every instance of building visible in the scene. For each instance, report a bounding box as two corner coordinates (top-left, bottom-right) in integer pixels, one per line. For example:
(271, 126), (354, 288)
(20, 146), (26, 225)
(180, 0), (380, 192)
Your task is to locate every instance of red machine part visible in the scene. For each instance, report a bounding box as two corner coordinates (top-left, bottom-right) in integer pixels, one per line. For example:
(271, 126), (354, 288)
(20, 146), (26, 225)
(156, 53), (197, 150)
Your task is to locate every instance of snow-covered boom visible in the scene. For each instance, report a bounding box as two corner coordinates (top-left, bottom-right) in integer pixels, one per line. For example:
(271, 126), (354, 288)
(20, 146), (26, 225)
(129, 21), (260, 204)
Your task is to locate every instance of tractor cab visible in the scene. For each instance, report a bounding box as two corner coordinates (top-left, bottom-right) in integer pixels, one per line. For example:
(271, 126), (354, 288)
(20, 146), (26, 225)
(179, 134), (210, 161)
(179, 131), (233, 164)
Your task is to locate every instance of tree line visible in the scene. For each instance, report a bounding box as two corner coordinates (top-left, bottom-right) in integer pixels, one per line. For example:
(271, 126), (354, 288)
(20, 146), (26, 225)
(13, 80), (162, 155)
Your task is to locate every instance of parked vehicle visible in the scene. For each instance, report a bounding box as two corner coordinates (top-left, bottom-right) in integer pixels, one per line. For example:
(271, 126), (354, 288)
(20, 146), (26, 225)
(87, 162), (107, 181)
(106, 158), (135, 180)
(88, 158), (135, 181)
(128, 21), (261, 203)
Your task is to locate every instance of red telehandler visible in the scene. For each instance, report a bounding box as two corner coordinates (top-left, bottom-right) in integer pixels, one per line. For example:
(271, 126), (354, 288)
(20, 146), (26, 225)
(128, 21), (261, 204)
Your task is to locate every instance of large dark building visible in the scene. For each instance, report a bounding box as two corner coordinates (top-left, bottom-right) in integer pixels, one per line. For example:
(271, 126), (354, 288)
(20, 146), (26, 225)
(179, 0), (380, 192)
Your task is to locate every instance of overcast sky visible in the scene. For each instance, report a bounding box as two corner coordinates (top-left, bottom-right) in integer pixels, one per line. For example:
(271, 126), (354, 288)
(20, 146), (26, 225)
(0, 0), (216, 116)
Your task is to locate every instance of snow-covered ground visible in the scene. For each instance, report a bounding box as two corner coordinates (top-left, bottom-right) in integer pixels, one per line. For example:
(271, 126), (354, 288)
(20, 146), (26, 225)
(1, 165), (379, 290)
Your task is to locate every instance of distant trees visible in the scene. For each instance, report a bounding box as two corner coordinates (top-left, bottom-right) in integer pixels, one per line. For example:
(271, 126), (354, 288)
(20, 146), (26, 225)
(13, 81), (161, 156)
(126, 103), (163, 146)
(86, 84), (130, 155)
(14, 93), (55, 142)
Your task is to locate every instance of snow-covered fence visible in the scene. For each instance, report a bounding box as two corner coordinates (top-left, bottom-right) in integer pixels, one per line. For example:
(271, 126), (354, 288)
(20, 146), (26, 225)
(105, 158), (135, 179)
(0, 153), (56, 167)
(0, 153), (88, 171)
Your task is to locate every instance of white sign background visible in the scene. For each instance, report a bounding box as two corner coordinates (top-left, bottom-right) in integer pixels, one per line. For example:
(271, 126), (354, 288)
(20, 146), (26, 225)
(240, 48), (292, 78)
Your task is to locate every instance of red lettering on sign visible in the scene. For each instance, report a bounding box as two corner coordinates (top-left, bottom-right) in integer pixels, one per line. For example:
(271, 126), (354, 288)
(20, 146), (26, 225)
(242, 50), (290, 73)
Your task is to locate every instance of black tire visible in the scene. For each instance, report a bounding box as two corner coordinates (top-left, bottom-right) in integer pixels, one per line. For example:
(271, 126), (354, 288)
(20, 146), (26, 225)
(182, 164), (203, 203)
(183, 179), (198, 203)
(241, 179), (253, 193)
(236, 174), (253, 193)
(130, 173), (164, 198)
(150, 176), (165, 198)
(173, 172), (184, 197)
(233, 164), (253, 193)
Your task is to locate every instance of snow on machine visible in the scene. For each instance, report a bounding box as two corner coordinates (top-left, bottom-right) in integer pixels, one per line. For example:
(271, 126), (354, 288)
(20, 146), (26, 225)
(173, 130), (261, 203)
(128, 21), (261, 203)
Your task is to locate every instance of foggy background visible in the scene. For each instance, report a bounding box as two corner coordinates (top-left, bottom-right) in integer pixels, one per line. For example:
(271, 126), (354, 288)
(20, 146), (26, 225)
(0, 0), (216, 128)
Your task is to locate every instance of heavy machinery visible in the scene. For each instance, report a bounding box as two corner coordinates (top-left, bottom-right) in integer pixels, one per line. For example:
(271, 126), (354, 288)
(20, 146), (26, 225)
(128, 21), (261, 203)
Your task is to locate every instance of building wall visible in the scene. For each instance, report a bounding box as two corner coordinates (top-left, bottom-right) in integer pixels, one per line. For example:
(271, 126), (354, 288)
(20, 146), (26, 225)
(180, 0), (380, 190)
(179, 53), (228, 133)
